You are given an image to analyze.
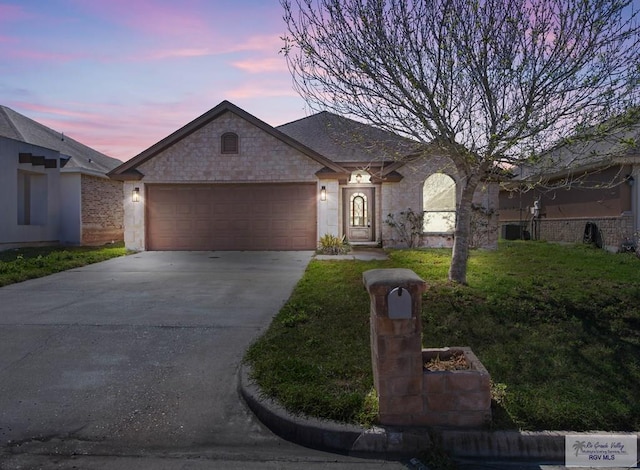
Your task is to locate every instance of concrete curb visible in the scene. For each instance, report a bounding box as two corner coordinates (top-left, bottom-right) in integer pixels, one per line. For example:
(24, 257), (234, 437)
(314, 253), (389, 261)
(239, 364), (638, 460)
(239, 364), (363, 453)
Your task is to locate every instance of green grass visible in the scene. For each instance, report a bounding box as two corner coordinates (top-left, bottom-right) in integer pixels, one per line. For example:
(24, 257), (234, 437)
(245, 241), (640, 431)
(0, 243), (129, 287)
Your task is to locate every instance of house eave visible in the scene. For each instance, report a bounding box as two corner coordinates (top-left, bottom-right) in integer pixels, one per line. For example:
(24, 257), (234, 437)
(107, 169), (144, 181)
(518, 154), (622, 181)
(61, 167), (114, 179)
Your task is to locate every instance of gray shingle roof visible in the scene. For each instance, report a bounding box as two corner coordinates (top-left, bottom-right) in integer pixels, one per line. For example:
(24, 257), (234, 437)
(0, 105), (121, 175)
(277, 111), (419, 164)
(516, 113), (640, 180)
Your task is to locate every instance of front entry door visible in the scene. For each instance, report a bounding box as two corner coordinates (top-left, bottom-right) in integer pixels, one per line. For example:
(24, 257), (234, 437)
(343, 187), (375, 242)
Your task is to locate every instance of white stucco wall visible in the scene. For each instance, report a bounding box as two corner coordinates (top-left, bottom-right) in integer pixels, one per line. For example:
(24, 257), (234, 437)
(0, 137), (61, 249)
(317, 180), (340, 240)
(123, 181), (146, 252)
(59, 172), (82, 244)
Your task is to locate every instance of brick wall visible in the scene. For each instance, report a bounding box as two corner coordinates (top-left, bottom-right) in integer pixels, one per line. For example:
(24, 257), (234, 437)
(501, 215), (634, 251)
(81, 174), (124, 245)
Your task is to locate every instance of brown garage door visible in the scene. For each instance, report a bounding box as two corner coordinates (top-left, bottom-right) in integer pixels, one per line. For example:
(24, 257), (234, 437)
(146, 184), (317, 250)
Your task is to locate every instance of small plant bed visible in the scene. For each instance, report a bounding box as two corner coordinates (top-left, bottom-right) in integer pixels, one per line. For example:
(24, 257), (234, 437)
(245, 241), (640, 431)
(424, 352), (469, 371)
(317, 233), (351, 255)
(0, 243), (129, 287)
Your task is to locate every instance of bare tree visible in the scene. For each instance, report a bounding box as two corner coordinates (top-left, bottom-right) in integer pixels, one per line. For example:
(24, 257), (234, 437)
(281, 0), (640, 284)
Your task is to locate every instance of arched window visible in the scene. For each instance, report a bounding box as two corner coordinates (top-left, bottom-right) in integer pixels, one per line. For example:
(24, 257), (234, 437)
(422, 173), (456, 233)
(221, 132), (238, 154)
(350, 192), (368, 227)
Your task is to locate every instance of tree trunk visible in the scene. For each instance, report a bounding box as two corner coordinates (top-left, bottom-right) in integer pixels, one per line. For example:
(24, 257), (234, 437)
(448, 177), (480, 284)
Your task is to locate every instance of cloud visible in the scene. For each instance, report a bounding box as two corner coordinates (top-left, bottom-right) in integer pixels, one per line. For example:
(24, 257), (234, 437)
(71, 0), (213, 40)
(227, 80), (298, 100)
(1, 1), (305, 160)
(9, 97), (217, 161)
(231, 57), (287, 74)
(71, 0), (286, 63)
(145, 47), (214, 60)
(229, 34), (284, 54)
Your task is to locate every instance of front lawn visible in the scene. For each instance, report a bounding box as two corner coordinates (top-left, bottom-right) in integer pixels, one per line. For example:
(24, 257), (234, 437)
(0, 243), (129, 287)
(245, 241), (640, 431)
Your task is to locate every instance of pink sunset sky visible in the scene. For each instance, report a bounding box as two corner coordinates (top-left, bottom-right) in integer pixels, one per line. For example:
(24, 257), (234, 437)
(0, 0), (310, 161)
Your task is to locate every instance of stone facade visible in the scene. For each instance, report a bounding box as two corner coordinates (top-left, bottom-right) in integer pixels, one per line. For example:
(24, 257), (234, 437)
(116, 105), (500, 251)
(139, 112), (323, 183)
(381, 156), (499, 249)
(81, 174), (124, 245)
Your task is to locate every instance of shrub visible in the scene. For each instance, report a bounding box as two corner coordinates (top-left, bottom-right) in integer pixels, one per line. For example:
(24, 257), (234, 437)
(384, 208), (424, 247)
(317, 233), (350, 255)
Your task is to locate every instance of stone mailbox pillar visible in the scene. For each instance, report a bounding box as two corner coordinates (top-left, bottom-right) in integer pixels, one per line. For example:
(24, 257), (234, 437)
(364, 268), (492, 428)
(363, 268), (427, 425)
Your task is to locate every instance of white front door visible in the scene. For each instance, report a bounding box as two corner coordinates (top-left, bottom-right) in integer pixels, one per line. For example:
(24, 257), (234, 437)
(343, 187), (375, 242)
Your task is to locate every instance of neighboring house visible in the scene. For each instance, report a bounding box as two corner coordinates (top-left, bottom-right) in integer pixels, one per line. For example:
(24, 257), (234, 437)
(108, 100), (498, 252)
(499, 118), (640, 251)
(0, 105), (124, 250)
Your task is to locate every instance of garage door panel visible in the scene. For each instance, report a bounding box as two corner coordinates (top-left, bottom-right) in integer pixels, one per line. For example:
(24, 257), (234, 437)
(289, 219), (311, 232)
(154, 204), (177, 216)
(193, 204), (210, 215)
(147, 184), (316, 250)
(193, 220), (211, 232)
(251, 220), (269, 232)
(230, 220), (249, 231)
(253, 202), (270, 214)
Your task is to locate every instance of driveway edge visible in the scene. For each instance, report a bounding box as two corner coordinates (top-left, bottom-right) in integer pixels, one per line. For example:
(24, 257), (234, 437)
(239, 364), (638, 460)
(239, 363), (363, 453)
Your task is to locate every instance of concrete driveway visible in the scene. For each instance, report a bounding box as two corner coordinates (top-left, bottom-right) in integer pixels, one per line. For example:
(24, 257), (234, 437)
(0, 251), (319, 457)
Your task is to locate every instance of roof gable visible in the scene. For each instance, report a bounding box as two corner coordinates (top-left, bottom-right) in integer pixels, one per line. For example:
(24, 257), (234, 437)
(108, 101), (347, 180)
(0, 105), (121, 175)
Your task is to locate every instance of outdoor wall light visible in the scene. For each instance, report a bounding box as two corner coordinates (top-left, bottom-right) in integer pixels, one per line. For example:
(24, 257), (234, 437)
(356, 173), (362, 183)
(320, 186), (327, 201)
(132, 187), (140, 202)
